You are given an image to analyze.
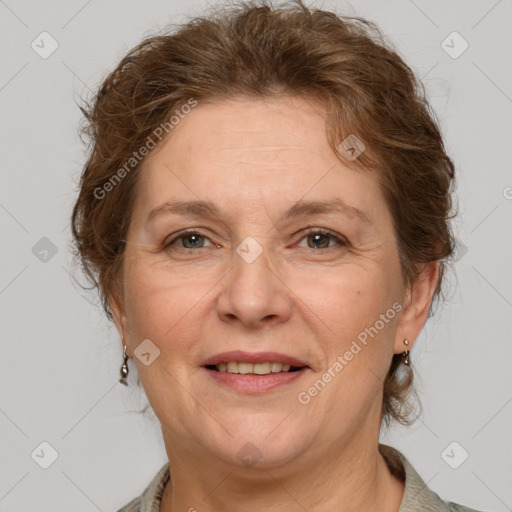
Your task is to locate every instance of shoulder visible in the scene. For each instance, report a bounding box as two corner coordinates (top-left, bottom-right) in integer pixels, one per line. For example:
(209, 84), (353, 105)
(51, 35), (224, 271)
(379, 443), (487, 512)
(115, 462), (170, 512)
(116, 496), (140, 512)
(447, 504), (484, 512)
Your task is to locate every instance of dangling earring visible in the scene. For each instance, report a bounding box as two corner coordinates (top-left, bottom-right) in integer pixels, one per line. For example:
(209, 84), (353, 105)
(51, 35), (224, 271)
(119, 344), (129, 386)
(402, 338), (410, 366)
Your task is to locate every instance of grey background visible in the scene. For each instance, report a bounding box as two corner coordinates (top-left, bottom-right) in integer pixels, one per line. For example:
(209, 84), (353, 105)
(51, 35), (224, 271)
(1, 0), (511, 510)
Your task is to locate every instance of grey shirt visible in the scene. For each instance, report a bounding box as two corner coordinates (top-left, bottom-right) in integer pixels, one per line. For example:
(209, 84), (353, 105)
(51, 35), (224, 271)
(116, 443), (483, 511)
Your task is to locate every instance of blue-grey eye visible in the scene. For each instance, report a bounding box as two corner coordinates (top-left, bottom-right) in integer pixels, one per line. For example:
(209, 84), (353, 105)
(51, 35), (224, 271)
(307, 233), (331, 249)
(180, 233), (206, 248)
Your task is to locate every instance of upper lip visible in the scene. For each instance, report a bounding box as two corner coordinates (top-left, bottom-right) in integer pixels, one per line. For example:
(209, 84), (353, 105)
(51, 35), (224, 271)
(202, 350), (309, 368)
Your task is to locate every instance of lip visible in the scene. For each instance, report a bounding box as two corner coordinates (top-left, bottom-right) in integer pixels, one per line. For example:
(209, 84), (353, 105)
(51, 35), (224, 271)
(201, 350), (309, 368)
(201, 350), (311, 394)
(203, 366), (310, 393)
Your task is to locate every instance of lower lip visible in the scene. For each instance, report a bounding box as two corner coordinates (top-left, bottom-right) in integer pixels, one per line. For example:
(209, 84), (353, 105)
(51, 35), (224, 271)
(203, 367), (308, 393)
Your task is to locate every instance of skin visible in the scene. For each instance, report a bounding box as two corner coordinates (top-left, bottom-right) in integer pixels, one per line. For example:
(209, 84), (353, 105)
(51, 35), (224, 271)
(111, 95), (439, 511)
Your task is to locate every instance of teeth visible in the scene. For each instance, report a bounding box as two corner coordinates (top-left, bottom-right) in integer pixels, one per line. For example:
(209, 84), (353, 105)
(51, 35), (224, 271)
(227, 362), (238, 373)
(238, 362), (253, 374)
(270, 362), (282, 373)
(214, 362), (297, 375)
(254, 363), (270, 375)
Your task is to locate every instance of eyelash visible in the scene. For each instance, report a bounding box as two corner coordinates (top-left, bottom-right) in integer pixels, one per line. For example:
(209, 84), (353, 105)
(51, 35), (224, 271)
(163, 227), (348, 251)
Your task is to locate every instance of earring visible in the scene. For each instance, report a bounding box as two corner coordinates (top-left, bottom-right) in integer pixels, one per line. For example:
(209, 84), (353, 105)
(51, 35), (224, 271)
(402, 338), (410, 366)
(119, 344), (129, 386)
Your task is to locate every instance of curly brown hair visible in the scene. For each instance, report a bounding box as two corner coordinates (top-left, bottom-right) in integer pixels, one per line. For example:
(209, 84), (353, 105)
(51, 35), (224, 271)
(71, 0), (455, 427)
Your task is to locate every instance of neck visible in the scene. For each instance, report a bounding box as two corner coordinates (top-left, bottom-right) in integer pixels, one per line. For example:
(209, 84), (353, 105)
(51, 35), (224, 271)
(160, 428), (404, 512)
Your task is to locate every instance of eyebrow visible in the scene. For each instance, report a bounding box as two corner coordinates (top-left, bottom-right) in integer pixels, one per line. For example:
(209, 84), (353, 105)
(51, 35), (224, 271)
(146, 198), (372, 225)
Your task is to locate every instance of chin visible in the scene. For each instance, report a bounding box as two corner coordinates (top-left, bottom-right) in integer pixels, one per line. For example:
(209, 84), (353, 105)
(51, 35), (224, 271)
(200, 412), (313, 470)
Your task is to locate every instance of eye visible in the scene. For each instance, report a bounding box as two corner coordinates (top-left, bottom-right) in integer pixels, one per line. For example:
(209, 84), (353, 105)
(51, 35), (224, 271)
(297, 229), (347, 250)
(162, 228), (347, 252)
(163, 230), (216, 250)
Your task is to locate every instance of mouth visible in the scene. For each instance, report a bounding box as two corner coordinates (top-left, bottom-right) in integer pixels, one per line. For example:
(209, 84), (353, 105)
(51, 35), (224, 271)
(205, 361), (305, 374)
(201, 351), (310, 393)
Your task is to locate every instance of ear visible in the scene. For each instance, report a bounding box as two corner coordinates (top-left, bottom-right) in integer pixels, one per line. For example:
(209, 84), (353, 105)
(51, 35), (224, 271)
(110, 291), (130, 349)
(394, 261), (439, 354)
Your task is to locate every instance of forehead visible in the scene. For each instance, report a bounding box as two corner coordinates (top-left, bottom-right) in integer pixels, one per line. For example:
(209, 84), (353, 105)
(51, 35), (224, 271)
(132, 95), (387, 227)
(148, 95), (334, 168)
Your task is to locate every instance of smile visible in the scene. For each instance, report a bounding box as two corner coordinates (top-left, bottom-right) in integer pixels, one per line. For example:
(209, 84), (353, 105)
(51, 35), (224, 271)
(207, 361), (304, 375)
(203, 364), (309, 393)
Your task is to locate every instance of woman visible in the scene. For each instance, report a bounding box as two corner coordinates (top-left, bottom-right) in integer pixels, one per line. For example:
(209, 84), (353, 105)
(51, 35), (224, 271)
(71, 1), (483, 510)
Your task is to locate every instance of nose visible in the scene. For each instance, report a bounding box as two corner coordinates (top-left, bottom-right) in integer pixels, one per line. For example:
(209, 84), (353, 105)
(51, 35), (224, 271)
(217, 242), (292, 329)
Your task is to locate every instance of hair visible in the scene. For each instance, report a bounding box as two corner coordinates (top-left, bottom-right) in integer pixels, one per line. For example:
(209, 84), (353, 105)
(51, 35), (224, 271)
(71, 0), (456, 427)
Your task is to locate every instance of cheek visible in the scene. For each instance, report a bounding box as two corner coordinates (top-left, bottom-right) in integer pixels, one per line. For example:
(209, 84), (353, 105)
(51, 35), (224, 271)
(291, 261), (400, 407)
(295, 262), (395, 337)
(122, 262), (205, 345)
(294, 269), (399, 421)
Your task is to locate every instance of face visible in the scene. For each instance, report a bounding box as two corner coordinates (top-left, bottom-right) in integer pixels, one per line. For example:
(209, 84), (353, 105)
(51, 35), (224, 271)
(112, 95), (432, 470)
